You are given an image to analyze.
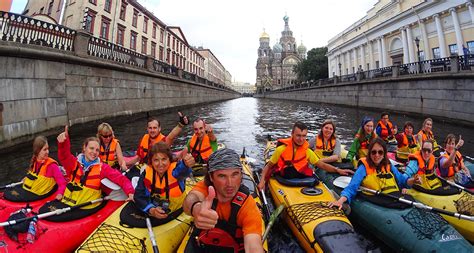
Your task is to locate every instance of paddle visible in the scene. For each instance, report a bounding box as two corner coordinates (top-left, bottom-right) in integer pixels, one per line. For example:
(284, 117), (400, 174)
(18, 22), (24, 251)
(253, 170), (272, 221)
(0, 189), (128, 227)
(146, 217), (159, 253)
(333, 176), (474, 222)
(436, 175), (474, 195)
(0, 181), (23, 190)
(262, 204), (284, 243)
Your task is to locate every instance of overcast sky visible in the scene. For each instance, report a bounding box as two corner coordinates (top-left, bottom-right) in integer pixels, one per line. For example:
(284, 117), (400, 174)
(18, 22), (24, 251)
(11, 0), (378, 84)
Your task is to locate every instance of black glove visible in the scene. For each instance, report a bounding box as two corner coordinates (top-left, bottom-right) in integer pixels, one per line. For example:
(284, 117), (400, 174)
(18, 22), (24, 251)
(178, 112), (189, 126)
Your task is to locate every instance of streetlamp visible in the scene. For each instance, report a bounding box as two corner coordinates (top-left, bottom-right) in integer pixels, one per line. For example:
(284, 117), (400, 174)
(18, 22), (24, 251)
(414, 37), (421, 73)
(338, 62), (342, 76)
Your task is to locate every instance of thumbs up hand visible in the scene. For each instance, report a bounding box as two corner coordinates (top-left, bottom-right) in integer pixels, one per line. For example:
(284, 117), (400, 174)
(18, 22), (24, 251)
(182, 149), (196, 168)
(57, 125), (69, 143)
(193, 186), (219, 230)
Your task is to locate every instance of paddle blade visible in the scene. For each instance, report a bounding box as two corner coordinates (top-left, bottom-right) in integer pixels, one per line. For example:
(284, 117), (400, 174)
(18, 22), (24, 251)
(333, 176), (352, 189)
(107, 189), (128, 201)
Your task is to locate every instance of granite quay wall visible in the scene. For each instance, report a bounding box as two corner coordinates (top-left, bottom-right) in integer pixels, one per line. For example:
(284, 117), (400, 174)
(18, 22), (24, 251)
(262, 72), (474, 126)
(0, 42), (238, 149)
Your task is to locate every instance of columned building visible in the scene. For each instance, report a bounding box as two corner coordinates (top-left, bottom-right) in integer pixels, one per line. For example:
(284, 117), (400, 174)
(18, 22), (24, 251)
(327, 0), (474, 77)
(23, 0), (205, 78)
(256, 15), (306, 92)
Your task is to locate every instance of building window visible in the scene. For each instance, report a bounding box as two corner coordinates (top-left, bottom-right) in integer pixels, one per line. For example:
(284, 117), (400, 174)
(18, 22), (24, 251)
(142, 37), (147, 54)
(116, 25), (125, 46)
(130, 31), (137, 50)
(89, 0), (96, 5)
(448, 44), (458, 56)
(152, 24), (156, 39)
(166, 50), (170, 63)
(132, 10), (138, 27)
(100, 17), (111, 40)
(432, 47), (440, 59)
(419, 51), (425, 61)
(151, 42), (156, 58)
(172, 38), (176, 50)
(160, 29), (164, 43)
(47, 1), (53, 15)
(167, 34), (170, 46)
(84, 10), (96, 34)
(143, 17), (148, 33)
(39, 7), (44, 14)
(467, 41), (474, 54)
(159, 46), (164, 61)
(119, 3), (126, 20)
(104, 0), (112, 12)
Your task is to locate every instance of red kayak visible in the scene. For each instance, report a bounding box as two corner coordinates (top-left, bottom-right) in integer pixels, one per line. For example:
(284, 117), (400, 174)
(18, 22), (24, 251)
(0, 185), (125, 253)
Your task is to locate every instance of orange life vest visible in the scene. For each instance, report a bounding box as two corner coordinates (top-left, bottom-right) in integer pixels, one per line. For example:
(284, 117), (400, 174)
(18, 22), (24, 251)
(408, 152), (442, 190)
(143, 162), (182, 198)
(189, 134), (213, 162)
(314, 135), (335, 157)
(99, 138), (119, 166)
(440, 151), (464, 178)
(377, 120), (393, 140)
(31, 157), (58, 176)
(22, 157), (59, 195)
(69, 162), (102, 190)
(417, 130), (434, 142)
(275, 138), (312, 177)
(360, 157), (399, 195)
(399, 133), (417, 148)
(137, 133), (166, 163)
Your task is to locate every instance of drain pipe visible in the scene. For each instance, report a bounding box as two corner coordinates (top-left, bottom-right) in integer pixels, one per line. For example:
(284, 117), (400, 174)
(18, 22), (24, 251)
(58, 0), (68, 25)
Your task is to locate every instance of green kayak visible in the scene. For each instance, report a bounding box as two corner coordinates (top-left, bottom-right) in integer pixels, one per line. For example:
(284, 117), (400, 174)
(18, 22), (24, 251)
(315, 169), (473, 252)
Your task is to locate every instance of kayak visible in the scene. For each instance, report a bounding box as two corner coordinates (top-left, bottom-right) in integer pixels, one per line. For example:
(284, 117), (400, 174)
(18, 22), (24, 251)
(0, 196), (125, 253)
(315, 168), (474, 252)
(407, 187), (473, 243)
(265, 140), (374, 253)
(76, 174), (203, 253)
(176, 153), (268, 252)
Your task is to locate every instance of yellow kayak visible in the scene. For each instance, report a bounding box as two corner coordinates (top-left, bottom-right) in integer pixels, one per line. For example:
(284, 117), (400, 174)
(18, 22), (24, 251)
(407, 188), (474, 243)
(265, 140), (369, 253)
(76, 175), (203, 253)
(177, 154), (268, 252)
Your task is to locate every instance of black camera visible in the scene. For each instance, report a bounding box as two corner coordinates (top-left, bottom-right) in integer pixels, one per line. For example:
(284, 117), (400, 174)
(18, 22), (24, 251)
(158, 200), (170, 214)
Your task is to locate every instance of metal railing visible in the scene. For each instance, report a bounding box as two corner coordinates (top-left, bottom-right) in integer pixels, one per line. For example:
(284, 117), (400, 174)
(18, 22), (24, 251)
(0, 11), (75, 51)
(88, 37), (145, 68)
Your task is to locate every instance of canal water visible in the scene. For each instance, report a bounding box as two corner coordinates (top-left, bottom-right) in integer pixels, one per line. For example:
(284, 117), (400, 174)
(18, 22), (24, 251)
(1, 97), (473, 252)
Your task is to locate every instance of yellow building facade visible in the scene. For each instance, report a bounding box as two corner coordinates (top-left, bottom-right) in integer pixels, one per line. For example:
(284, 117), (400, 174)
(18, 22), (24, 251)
(327, 0), (474, 77)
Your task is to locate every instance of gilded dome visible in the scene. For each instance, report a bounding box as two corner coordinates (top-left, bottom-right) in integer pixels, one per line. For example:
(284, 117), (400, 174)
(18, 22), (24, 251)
(260, 31), (270, 39)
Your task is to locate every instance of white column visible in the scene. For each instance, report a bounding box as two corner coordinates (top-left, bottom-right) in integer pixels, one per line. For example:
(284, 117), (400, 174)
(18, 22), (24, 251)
(377, 38), (383, 68)
(360, 44), (366, 70)
(450, 8), (464, 55)
(420, 20), (431, 59)
(353, 48), (357, 73)
(401, 28), (409, 63)
(406, 26), (416, 63)
(368, 41), (374, 70)
(433, 14), (448, 58)
(381, 36), (387, 67)
(467, 2), (474, 26)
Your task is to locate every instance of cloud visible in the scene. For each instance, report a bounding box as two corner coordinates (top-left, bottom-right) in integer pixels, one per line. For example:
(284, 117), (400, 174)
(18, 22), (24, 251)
(139, 0), (377, 83)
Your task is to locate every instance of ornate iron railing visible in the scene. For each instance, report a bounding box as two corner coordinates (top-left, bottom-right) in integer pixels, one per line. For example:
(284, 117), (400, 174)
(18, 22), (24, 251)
(88, 37), (145, 68)
(0, 11), (75, 51)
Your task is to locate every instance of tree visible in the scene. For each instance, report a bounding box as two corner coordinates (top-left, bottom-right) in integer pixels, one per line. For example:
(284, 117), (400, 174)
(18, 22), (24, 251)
(294, 47), (328, 82)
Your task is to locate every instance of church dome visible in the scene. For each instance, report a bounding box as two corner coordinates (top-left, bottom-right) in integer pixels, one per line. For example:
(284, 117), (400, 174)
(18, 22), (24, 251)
(273, 43), (283, 53)
(297, 42), (307, 54)
(260, 31), (270, 39)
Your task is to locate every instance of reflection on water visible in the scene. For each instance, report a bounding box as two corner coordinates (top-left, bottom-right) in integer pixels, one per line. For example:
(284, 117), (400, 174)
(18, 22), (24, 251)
(1, 97), (473, 251)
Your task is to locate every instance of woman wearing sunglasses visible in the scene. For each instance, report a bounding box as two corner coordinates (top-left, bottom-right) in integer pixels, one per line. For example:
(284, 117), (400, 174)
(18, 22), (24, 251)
(439, 134), (474, 188)
(97, 123), (127, 171)
(330, 138), (417, 209)
(403, 140), (457, 195)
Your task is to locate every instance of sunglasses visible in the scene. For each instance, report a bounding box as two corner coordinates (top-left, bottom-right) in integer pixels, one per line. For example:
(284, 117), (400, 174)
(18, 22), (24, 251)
(422, 148), (432, 153)
(101, 134), (113, 138)
(370, 150), (384, 155)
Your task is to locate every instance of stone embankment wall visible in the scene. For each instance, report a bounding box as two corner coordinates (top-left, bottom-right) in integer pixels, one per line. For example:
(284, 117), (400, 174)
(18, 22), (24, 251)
(0, 42), (238, 149)
(263, 73), (474, 126)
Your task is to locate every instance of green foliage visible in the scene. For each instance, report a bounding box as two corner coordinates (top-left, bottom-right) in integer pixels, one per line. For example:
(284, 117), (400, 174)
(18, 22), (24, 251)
(294, 47), (328, 82)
